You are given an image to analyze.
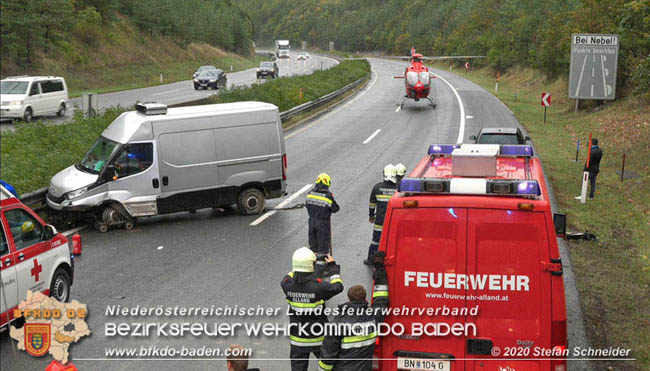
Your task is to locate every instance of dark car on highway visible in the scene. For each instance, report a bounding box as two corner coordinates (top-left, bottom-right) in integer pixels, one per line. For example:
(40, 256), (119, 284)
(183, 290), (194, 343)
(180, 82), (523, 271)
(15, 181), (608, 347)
(470, 127), (531, 145)
(193, 69), (227, 90)
(257, 61), (279, 79)
(193, 65), (218, 78)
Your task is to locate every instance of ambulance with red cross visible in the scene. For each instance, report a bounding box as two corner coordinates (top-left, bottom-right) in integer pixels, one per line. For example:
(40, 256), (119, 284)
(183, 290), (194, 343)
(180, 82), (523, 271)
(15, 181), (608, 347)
(0, 183), (75, 329)
(373, 144), (568, 371)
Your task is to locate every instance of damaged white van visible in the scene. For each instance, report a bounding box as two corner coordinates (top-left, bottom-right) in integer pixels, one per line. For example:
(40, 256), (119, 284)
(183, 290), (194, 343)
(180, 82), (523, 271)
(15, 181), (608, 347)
(46, 102), (287, 232)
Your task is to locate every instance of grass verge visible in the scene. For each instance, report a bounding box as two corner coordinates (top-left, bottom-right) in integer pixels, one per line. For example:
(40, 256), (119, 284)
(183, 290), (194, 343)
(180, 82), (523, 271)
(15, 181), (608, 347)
(1, 60), (370, 194)
(432, 63), (649, 371)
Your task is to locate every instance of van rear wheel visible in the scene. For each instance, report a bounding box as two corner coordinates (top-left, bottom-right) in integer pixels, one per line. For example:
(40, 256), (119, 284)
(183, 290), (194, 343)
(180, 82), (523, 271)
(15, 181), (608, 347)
(237, 188), (265, 215)
(57, 103), (66, 117)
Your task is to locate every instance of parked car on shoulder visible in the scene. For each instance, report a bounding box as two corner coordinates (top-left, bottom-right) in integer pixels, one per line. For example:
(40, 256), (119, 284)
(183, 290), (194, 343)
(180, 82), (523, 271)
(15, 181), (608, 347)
(193, 69), (227, 90)
(0, 76), (68, 122)
(470, 127), (531, 145)
(257, 61), (279, 79)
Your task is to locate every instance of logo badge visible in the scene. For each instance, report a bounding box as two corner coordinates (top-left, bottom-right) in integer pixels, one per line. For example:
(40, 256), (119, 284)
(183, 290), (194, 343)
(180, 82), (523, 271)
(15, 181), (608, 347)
(25, 323), (51, 357)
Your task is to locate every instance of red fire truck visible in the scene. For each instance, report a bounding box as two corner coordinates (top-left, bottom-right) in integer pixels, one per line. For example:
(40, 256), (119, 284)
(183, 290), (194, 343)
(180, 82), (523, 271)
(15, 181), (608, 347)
(373, 144), (567, 371)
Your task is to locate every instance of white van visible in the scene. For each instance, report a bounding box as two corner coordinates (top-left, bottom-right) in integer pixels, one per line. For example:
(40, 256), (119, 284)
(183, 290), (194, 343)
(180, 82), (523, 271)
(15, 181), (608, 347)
(46, 102), (288, 232)
(0, 76), (69, 122)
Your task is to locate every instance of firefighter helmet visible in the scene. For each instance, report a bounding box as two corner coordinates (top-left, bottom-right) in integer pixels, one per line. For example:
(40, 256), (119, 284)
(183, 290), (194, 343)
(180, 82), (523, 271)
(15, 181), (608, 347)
(292, 247), (317, 273)
(315, 173), (331, 187)
(383, 164), (397, 183)
(395, 163), (407, 180)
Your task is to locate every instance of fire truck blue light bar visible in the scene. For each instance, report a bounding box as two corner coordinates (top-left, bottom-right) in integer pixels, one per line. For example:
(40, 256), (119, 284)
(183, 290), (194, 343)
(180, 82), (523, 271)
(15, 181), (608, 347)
(516, 180), (541, 195)
(428, 144), (459, 155)
(500, 145), (534, 156)
(399, 178), (423, 192)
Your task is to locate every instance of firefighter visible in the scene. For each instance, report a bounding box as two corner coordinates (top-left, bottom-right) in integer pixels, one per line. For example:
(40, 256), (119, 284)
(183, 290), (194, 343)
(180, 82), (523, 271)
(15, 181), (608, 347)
(318, 252), (390, 371)
(281, 247), (344, 371)
(395, 163), (407, 183)
(364, 165), (398, 265)
(306, 173), (340, 263)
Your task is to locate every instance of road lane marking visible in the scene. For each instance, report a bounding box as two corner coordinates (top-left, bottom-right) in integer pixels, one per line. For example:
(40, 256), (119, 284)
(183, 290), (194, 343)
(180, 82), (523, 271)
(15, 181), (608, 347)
(395, 106), (401, 112)
(250, 183), (312, 226)
(575, 54), (588, 97)
(433, 73), (466, 144)
(63, 225), (86, 236)
(601, 55), (607, 96)
(591, 85), (594, 96)
(285, 68), (378, 139)
(363, 129), (381, 144)
(152, 89), (180, 96)
(466, 115), (474, 119)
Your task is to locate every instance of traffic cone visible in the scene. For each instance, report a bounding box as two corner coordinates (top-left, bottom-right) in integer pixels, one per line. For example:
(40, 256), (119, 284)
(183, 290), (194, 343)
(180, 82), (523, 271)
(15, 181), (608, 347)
(45, 360), (78, 371)
(72, 234), (82, 255)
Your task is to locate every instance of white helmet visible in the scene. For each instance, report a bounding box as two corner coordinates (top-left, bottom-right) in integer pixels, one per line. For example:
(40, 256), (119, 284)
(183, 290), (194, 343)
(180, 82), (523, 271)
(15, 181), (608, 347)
(292, 247), (316, 273)
(383, 164), (397, 183)
(395, 163), (407, 179)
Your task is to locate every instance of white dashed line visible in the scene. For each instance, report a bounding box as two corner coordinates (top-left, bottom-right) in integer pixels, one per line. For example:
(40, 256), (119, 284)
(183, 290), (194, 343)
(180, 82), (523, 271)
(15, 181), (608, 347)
(466, 115), (474, 119)
(395, 106), (401, 112)
(250, 183), (312, 226)
(363, 129), (381, 144)
(152, 89), (180, 96)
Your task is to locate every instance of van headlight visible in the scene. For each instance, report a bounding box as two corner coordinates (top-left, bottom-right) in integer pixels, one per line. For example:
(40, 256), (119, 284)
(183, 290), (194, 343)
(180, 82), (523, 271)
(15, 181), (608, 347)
(193, 78), (198, 82)
(8, 101), (23, 106)
(209, 79), (216, 82)
(66, 186), (88, 200)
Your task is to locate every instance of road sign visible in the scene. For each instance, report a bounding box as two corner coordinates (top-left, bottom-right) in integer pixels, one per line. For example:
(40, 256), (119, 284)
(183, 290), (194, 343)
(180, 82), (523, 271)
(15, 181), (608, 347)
(569, 33), (619, 100)
(541, 92), (551, 107)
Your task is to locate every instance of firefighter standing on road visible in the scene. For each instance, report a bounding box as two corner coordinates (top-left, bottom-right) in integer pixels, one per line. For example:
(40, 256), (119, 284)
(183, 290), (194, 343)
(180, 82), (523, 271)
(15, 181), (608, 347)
(281, 247), (344, 371)
(365, 165), (398, 265)
(306, 173), (340, 263)
(395, 163), (407, 183)
(317, 252), (390, 371)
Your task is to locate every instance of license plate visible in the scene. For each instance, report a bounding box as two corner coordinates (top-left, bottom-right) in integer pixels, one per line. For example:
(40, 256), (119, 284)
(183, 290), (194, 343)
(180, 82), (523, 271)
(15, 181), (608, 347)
(200, 84), (207, 87)
(397, 358), (450, 371)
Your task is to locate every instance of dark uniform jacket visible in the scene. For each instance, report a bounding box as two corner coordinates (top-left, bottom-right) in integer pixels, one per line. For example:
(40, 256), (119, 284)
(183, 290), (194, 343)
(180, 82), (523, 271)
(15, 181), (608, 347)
(307, 184), (340, 222)
(318, 266), (390, 371)
(586, 145), (603, 174)
(369, 181), (398, 228)
(281, 263), (344, 348)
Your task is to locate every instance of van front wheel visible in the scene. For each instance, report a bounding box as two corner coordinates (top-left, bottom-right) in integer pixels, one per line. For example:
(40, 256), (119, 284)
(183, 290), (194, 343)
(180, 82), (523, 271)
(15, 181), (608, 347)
(237, 188), (265, 215)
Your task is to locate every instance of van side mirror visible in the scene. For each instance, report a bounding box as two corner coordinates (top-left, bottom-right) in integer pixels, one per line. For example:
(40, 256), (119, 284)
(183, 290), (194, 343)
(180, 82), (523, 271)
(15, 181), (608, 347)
(469, 135), (477, 141)
(101, 165), (117, 182)
(43, 224), (57, 240)
(525, 136), (531, 141)
(554, 213), (566, 238)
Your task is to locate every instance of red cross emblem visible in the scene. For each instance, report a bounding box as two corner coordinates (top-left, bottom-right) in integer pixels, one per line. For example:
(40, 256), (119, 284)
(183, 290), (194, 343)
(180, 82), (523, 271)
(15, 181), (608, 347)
(31, 258), (43, 282)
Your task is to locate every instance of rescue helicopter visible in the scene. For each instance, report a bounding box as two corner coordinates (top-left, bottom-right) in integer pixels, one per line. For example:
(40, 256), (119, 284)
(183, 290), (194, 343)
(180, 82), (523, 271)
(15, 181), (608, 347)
(392, 47), (484, 109)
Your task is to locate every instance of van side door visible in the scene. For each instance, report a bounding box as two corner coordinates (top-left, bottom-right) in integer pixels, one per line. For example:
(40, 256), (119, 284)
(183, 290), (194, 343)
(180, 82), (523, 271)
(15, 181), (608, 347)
(465, 209), (552, 370)
(0, 221), (18, 326)
(106, 141), (160, 217)
(2, 206), (54, 304)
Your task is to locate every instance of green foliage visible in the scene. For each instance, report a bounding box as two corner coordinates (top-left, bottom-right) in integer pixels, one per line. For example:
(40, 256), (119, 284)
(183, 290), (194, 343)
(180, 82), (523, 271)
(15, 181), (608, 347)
(241, 0), (648, 92)
(0, 109), (124, 194)
(212, 60), (370, 112)
(0, 0), (254, 71)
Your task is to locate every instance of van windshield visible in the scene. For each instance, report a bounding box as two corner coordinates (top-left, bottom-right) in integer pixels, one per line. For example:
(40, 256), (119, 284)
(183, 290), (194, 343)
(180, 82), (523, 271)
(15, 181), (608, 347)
(1, 81), (28, 94)
(77, 137), (120, 174)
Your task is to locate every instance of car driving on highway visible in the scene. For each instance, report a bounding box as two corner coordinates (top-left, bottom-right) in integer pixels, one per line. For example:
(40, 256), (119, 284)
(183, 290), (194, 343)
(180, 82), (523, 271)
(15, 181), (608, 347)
(192, 65), (218, 78)
(257, 61), (279, 79)
(470, 127), (531, 145)
(193, 69), (227, 90)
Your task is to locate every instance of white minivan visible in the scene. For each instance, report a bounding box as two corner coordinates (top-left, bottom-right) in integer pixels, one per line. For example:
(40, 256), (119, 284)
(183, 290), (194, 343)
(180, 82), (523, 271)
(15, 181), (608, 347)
(0, 76), (69, 122)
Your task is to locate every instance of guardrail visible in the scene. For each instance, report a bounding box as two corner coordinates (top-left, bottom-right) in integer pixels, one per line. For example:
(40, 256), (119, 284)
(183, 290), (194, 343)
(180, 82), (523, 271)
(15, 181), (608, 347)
(280, 76), (367, 122)
(18, 72), (369, 210)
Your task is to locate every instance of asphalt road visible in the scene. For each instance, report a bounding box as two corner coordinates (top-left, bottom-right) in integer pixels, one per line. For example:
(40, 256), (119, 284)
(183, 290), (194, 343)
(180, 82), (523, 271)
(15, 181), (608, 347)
(0, 52), (336, 132)
(1, 58), (589, 371)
